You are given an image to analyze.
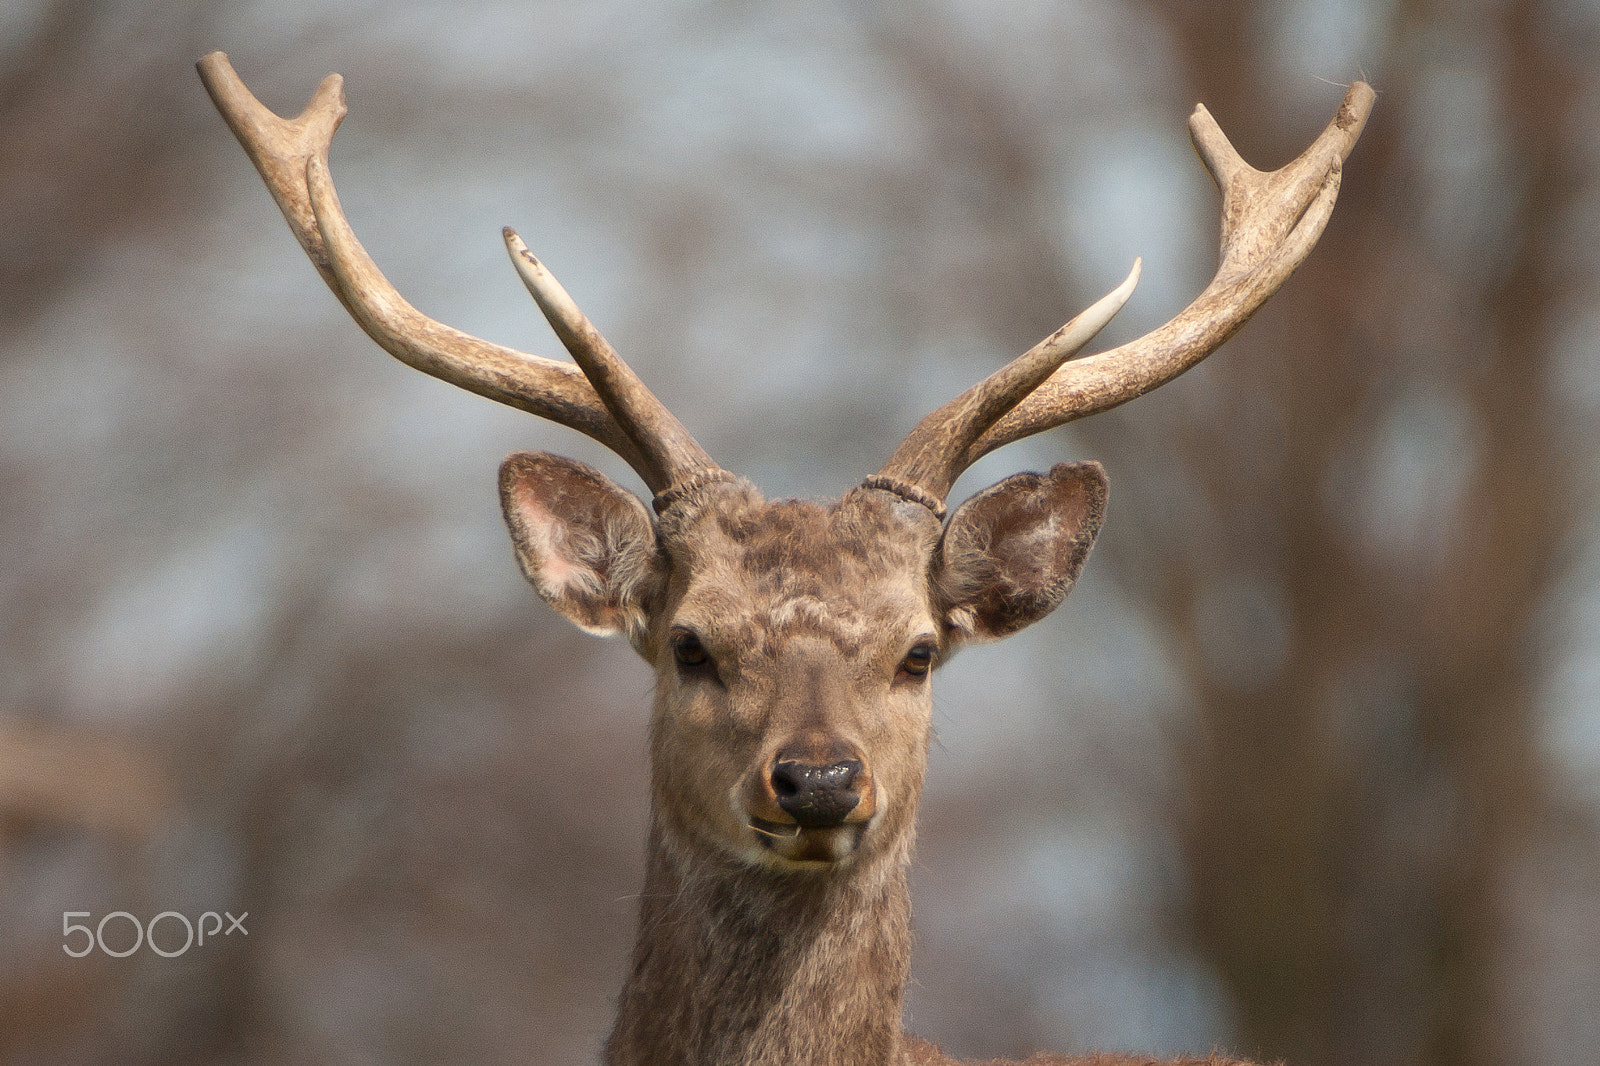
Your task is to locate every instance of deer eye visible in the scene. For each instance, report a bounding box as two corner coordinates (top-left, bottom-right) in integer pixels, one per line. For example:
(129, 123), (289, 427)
(671, 629), (710, 668)
(898, 641), (937, 680)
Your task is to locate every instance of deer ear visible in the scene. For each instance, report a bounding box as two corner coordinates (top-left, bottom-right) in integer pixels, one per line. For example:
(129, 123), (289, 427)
(499, 452), (664, 641)
(933, 461), (1108, 643)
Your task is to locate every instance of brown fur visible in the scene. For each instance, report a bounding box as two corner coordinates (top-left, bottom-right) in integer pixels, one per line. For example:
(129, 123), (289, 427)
(497, 454), (1258, 1066)
(900, 1037), (1263, 1066)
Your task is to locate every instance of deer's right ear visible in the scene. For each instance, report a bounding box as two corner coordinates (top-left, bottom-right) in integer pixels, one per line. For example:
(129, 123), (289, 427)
(499, 452), (665, 641)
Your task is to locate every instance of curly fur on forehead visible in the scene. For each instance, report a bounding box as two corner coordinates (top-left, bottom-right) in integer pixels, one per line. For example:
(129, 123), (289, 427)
(660, 484), (943, 654)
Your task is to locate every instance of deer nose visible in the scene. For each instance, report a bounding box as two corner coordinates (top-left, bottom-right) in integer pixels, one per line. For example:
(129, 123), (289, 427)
(770, 755), (864, 828)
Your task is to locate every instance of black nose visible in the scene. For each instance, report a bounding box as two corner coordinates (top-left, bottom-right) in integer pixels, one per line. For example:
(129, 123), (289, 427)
(770, 758), (863, 828)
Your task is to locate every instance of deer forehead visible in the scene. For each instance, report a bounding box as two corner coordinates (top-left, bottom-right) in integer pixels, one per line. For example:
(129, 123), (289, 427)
(666, 491), (940, 659)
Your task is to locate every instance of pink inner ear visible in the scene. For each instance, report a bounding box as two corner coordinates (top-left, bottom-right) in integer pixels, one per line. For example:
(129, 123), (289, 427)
(508, 482), (582, 592)
(499, 451), (667, 641)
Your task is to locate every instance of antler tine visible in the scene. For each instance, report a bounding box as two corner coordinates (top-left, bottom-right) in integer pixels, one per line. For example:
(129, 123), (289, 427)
(503, 229), (719, 493)
(871, 260), (1142, 503)
(198, 51), (685, 487)
(196, 54), (346, 293)
(949, 82), (1375, 471)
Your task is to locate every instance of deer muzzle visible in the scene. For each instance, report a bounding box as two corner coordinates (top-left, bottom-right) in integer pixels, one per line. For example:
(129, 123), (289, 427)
(742, 735), (877, 864)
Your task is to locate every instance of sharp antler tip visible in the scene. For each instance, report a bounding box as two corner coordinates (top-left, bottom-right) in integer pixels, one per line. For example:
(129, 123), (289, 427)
(1105, 259), (1142, 307)
(1342, 81), (1377, 122)
(502, 230), (542, 271)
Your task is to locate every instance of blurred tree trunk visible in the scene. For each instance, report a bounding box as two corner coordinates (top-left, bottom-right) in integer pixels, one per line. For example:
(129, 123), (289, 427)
(0, 0), (216, 344)
(1148, 2), (1579, 1064)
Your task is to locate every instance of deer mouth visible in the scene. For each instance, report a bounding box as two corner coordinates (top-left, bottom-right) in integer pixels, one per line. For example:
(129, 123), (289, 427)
(747, 816), (867, 865)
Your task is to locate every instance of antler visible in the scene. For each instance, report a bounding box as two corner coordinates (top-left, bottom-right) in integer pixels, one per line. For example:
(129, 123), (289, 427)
(200, 51), (1370, 509)
(196, 52), (721, 495)
(870, 260), (1143, 507)
(874, 81), (1375, 504)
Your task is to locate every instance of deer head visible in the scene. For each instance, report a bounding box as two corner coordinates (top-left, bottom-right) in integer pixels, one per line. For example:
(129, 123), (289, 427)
(491, 229), (1135, 873)
(199, 51), (1371, 1064)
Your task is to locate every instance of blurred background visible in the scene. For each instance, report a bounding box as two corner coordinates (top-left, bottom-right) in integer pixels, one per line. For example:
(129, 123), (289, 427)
(2, 0), (1597, 1063)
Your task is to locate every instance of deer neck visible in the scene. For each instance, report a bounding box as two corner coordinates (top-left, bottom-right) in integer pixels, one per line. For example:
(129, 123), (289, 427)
(605, 819), (915, 1066)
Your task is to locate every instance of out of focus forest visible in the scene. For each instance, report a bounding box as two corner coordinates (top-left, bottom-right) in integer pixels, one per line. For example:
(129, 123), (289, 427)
(2, 1), (1597, 1064)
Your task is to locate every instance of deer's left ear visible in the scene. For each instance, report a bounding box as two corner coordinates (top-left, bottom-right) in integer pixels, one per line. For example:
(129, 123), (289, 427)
(933, 461), (1108, 643)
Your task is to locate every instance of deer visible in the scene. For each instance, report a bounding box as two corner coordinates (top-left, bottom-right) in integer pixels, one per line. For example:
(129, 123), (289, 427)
(198, 52), (1371, 1066)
